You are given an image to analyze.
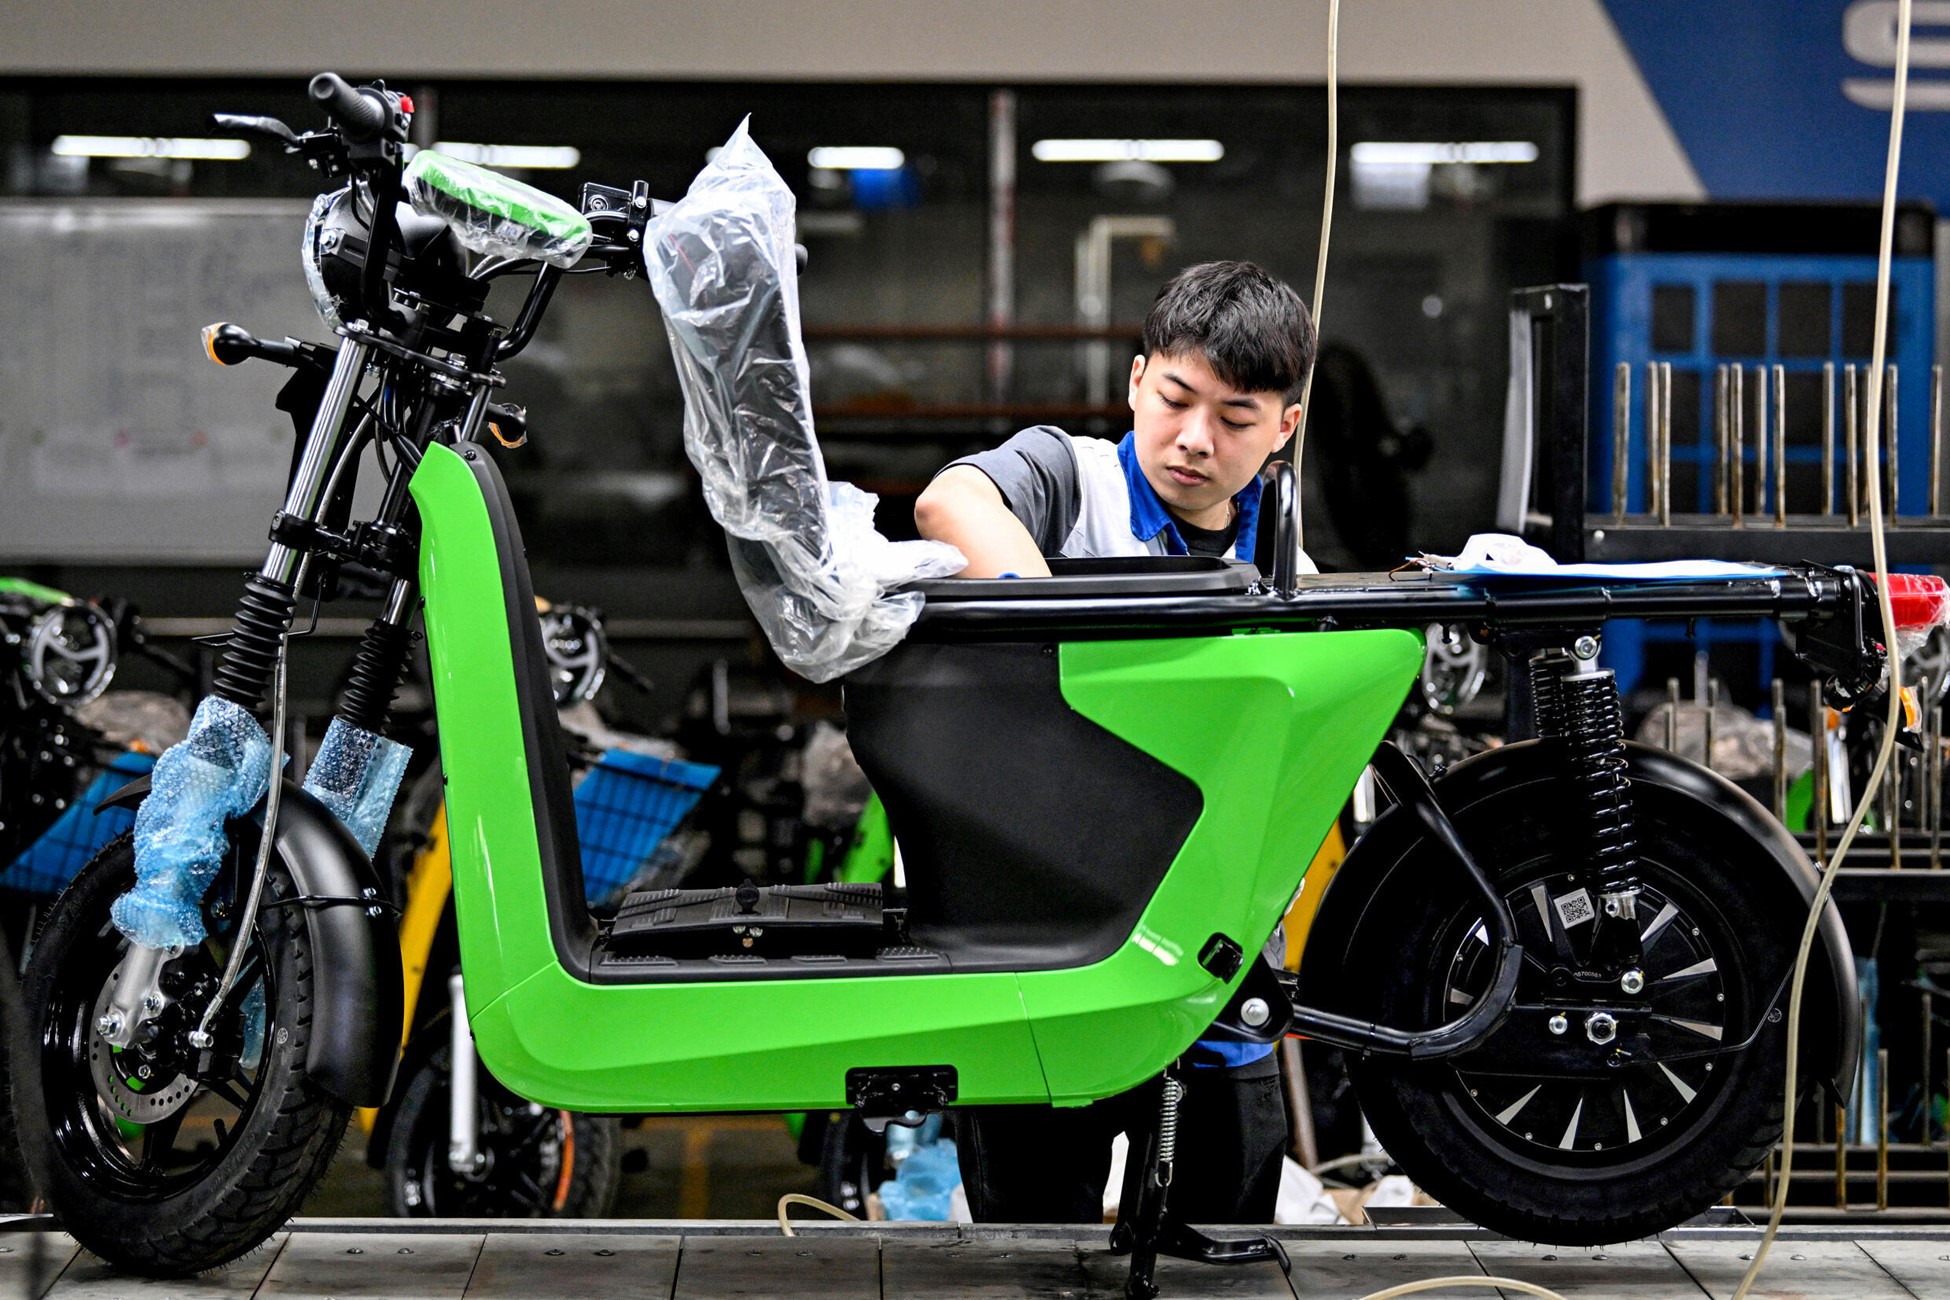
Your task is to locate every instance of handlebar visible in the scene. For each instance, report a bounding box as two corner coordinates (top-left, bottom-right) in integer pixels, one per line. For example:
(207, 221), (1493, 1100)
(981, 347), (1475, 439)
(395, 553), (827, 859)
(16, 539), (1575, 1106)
(308, 72), (389, 143)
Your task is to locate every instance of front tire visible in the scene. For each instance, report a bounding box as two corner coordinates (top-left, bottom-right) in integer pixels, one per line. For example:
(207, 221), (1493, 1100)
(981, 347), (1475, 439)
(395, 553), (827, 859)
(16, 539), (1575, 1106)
(1321, 774), (1797, 1244)
(14, 834), (350, 1275)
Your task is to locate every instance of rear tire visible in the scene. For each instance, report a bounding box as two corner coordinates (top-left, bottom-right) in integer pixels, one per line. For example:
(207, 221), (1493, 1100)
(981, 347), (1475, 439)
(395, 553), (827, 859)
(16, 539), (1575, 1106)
(14, 834), (350, 1275)
(1322, 775), (1796, 1244)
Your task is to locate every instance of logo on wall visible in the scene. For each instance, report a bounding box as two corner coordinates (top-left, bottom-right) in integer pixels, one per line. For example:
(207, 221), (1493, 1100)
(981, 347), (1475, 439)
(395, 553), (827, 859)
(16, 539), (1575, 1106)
(1842, 0), (1950, 109)
(1601, 0), (1950, 207)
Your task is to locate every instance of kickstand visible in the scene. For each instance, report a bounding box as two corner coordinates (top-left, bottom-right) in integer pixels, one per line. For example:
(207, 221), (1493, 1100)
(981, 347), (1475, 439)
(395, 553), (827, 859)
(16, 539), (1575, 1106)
(1108, 1071), (1292, 1300)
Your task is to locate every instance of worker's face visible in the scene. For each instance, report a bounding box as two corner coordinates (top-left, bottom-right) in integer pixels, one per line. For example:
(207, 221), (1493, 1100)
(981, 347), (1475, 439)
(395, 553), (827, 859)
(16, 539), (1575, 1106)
(1128, 350), (1300, 522)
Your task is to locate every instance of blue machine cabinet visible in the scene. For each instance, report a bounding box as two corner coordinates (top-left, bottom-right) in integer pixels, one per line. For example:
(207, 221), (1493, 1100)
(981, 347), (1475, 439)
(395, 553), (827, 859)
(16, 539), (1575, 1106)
(1581, 202), (1937, 697)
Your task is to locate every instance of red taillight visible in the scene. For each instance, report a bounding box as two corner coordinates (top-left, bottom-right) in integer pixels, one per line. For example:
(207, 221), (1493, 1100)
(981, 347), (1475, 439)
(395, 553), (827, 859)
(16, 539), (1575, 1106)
(1884, 572), (1949, 631)
(399, 95), (415, 115)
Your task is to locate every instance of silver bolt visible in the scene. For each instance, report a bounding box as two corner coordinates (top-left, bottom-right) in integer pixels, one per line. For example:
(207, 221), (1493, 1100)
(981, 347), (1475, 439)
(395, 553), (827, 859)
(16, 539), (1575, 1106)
(1241, 997), (1271, 1028)
(1548, 1014), (1568, 1036)
(1572, 634), (1601, 660)
(136, 1064), (153, 1080)
(96, 1011), (124, 1041)
(187, 1028), (214, 1050)
(632, 193), (648, 210)
(627, 229), (641, 243)
(1620, 969), (1645, 995)
(142, 991), (165, 1014)
(1585, 1011), (1618, 1045)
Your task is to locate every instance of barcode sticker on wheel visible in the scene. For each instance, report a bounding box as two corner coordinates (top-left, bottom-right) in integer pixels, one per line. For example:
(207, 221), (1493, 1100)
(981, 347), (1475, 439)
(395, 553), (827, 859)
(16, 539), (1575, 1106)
(1553, 887), (1595, 929)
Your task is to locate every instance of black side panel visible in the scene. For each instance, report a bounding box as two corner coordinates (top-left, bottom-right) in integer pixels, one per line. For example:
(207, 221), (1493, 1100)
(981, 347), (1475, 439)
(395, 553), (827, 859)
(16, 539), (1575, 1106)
(455, 445), (597, 975)
(843, 641), (1203, 970)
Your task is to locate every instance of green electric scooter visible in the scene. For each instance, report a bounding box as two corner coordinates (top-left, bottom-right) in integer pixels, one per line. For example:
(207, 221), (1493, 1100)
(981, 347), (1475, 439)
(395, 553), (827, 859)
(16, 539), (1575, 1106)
(13, 73), (1893, 1298)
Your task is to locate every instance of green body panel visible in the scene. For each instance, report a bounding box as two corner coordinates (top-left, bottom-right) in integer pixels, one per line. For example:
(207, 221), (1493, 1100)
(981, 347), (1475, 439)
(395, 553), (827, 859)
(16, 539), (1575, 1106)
(411, 443), (1042, 1111)
(410, 441), (1422, 1112)
(1024, 632), (1424, 1104)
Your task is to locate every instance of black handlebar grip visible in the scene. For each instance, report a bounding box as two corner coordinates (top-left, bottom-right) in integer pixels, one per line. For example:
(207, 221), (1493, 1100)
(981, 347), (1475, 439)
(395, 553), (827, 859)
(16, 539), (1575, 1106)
(308, 72), (387, 142)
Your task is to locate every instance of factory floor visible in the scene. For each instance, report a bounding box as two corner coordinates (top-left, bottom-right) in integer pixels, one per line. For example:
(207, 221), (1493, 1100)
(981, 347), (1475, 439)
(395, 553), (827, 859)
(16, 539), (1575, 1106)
(8, 1218), (1950, 1298)
(14, 1119), (1950, 1296)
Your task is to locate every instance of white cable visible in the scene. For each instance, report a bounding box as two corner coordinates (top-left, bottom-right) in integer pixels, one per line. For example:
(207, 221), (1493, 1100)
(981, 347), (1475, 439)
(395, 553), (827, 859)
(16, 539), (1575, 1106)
(1359, 1279), (1572, 1300)
(1292, 0), (1340, 553)
(777, 1191), (859, 1236)
(1733, 2), (1912, 1295)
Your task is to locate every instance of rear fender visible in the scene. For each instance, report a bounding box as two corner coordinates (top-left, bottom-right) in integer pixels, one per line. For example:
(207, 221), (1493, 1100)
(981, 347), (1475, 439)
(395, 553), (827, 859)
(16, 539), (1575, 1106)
(1299, 740), (1859, 1102)
(100, 774), (404, 1107)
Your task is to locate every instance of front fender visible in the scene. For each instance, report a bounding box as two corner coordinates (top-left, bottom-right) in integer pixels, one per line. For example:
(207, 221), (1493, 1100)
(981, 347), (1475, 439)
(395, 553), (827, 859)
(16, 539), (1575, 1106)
(101, 775), (403, 1107)
(1300, 740), (1859, 1103)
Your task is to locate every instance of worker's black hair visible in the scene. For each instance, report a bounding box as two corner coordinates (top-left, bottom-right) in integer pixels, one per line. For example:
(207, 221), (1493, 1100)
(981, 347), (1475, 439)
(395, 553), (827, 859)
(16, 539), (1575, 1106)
(1141, 261), (1316, 402)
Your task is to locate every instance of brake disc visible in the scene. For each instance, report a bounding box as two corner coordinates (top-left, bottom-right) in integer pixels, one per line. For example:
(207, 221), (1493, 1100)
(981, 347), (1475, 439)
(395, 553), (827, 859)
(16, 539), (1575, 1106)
(88, 974), (199, 1124)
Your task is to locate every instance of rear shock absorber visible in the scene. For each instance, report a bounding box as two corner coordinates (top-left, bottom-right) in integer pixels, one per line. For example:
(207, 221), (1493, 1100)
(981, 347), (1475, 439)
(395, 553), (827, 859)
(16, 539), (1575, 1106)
(1528, 647), (1572, 738)
(1558, 636), (1641, 924)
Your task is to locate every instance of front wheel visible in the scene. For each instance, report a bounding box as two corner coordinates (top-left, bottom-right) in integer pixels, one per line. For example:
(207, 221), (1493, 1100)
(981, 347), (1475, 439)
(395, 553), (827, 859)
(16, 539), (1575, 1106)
(385, 1021), (621, 1218)
(14, 834), (351, 1275)
(1322, 775), (1799, 1244)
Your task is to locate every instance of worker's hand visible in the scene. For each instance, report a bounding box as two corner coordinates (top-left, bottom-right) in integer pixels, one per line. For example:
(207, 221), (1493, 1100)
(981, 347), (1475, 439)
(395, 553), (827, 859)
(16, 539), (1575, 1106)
(914, 467), (1053, 579)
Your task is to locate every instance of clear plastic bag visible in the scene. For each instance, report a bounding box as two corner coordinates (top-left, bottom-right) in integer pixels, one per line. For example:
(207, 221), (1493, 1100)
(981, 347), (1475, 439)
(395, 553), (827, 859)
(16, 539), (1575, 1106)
(112, 695), (273, 949)
(645, 121), (963, 682)
(404, 149), (592, 269)
(300, 716), (411, 858)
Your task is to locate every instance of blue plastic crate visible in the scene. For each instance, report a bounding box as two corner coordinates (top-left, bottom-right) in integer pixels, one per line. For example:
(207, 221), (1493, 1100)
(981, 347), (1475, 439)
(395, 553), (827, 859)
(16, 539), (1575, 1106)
(2, 749), (157, 897)
(571, 749), (718, 905)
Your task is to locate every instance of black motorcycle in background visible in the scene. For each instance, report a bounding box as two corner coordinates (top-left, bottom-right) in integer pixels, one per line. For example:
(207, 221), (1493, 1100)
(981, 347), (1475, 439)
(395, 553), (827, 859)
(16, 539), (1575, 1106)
(0, 581), (194, 1209)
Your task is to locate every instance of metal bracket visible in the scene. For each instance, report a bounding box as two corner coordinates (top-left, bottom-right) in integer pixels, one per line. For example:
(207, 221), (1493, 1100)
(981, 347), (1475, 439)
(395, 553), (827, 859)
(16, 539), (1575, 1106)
(845, 1065), (956, 1133)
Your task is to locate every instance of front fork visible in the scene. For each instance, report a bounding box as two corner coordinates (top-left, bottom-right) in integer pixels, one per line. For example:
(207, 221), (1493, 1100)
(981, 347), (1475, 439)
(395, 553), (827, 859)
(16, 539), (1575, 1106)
(110, 336), (435, 1045)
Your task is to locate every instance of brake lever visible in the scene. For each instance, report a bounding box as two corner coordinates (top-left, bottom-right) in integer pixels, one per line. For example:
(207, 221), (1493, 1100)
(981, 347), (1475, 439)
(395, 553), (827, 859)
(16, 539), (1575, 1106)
(212, 113), (300, 149)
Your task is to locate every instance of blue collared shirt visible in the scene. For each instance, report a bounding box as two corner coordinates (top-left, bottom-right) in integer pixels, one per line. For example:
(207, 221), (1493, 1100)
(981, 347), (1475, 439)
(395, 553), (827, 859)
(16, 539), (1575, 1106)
(1115, 432), (1263, 564)
(1116, 431), (1277, 1070)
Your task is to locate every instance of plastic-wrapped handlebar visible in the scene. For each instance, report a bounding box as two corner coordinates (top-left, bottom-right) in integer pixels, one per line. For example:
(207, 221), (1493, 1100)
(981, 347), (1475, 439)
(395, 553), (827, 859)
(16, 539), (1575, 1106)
(308, 72), (386, 142)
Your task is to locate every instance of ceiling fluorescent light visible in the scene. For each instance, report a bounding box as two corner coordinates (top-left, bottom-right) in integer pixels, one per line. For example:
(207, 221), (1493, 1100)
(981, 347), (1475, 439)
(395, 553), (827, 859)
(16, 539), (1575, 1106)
(1350, 141), (1539, 166)
(807, 146), (906, 171)
(51, 135), (250, 161)
(1031, 139), (1224, 163)
(434, 142), (581, 169)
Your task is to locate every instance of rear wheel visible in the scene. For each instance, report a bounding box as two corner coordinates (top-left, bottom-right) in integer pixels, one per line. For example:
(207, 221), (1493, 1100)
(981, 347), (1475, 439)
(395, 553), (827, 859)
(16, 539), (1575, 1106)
(14, 833), (350, 1275)
(1328, 777), (1796, 1243)
(385, 1022), (621, 1218)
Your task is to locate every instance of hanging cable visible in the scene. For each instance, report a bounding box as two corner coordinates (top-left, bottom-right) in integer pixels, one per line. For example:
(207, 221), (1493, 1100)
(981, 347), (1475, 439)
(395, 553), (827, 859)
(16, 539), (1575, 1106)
(1291, 0), (1340, 553)
(1733, 3), (1913, 1295)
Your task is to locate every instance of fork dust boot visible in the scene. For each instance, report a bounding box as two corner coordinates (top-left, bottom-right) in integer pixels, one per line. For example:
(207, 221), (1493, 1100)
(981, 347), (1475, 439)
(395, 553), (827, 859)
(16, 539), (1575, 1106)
(1109, 1069), (1291, 1300)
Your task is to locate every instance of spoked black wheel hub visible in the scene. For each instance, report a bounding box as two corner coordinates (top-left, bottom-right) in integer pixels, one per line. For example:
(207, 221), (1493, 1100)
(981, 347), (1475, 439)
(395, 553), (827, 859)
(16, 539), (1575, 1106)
(1438, 864), (1749, 1166)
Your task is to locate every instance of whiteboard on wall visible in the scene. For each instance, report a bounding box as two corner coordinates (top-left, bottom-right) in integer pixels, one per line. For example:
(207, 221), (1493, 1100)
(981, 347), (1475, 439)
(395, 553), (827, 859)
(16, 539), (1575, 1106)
(0, 199), (335, 562)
